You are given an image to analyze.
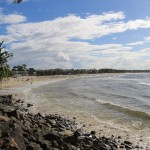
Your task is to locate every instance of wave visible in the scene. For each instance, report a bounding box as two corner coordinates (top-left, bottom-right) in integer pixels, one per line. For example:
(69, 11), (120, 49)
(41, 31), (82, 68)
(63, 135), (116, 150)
(109, 93), (138, 100)
(140, 83), (150, 86)
(96, 99), (150, 120)
(142, 95), (150, 99)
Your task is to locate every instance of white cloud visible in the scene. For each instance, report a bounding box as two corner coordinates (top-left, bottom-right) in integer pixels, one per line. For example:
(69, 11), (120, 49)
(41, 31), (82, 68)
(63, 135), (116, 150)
(127, 41), (144, 46)
(55, 50), (70, 62)
(0, 12), (27, 25)
(1, 11), (150, 69)
(6, 12), (150, 41)
(144, 36), (150, 41)
(0, 35), (14, 44)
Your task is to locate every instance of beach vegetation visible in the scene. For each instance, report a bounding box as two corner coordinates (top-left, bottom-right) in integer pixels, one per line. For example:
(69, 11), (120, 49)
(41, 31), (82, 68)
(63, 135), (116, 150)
(12, 65), (37, 76)
(28, 68), (36, 75)
(0, 41), (13, 82)
(12, 64), (27, 71)
(12, 65), (150, 77)
(35, 68), (150, 76)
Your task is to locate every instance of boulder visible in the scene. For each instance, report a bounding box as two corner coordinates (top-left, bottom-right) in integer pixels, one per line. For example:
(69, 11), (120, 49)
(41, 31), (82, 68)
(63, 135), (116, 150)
(9, 118), (26, 150)
(0, 115), (10, 122)
(43, 131), (60, 141)
(38, 139), (51, 150)
(27, 103), (33, 108)
(26, 142), (42, 150)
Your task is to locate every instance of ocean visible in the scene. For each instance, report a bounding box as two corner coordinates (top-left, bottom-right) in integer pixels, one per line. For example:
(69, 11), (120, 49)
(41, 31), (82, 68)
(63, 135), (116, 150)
(26, 73), (150, 147)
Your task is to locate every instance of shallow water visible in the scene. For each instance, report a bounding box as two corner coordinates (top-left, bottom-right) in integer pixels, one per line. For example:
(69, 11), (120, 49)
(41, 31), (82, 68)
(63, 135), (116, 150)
(25, 73), (150, 147)
(32, 74), (150, 123)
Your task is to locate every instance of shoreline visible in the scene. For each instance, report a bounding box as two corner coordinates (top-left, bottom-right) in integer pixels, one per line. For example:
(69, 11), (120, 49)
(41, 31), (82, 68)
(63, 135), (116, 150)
(0, 94), (147, 150)
(0, 74), (149, 149)
(0, 73), (134, 89)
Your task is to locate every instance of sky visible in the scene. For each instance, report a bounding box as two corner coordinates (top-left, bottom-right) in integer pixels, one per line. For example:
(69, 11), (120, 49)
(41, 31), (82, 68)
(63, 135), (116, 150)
(0, 0), (150, 69)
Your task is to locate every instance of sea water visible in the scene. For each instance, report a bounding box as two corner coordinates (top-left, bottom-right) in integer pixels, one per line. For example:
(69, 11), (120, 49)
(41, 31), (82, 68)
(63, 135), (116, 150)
(26, 73), (150, 147)
(1, 73), (149, 146)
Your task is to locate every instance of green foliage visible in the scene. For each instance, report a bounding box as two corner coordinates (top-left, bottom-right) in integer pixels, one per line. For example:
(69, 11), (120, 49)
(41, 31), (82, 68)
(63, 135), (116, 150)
(12, 64), (27, 71)
(0, 41), (13, 82)
(12, 64), (37, 76)
(36, 68), (150, 76)
(28, 68), (36, 75)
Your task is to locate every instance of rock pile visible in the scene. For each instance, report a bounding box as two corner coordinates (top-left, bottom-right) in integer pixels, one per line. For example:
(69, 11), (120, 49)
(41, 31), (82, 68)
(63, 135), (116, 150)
(0, 95), (145, 150)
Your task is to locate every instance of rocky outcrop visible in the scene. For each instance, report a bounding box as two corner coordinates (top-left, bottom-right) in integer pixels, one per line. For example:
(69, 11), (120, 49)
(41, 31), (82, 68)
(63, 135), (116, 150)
(0, 95), (146, 150)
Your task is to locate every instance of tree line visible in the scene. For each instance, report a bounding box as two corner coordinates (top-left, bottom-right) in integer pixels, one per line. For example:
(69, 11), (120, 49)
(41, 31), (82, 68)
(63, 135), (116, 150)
(35, 68), (150, 76)
(11, 66), (150, 76)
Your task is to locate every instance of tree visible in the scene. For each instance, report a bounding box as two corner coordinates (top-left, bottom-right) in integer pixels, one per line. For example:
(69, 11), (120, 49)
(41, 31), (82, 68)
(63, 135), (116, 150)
(28, 68), (36, 75)
(13, 64), (27, 71)
(0, 41), (13, 82)
(13, 0), (23, 3)
(12, 66), (17, 71)
(22, 64), (27, 71)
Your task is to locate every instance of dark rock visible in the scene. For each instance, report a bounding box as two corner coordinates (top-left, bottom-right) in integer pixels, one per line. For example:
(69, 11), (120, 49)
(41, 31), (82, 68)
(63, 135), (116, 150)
(74, 128), (85, 137)
(27, 103), (33, 107)
(2, 106), (19, 119)
(119, 145), (125, 148)
(64, 143), (75, 150)
(124, 140), (132, 145)
(82, 124), (86, 127)
(64, 135), (76, 145)
(8, 137), (19, 150)
(0, 115), (10, 122)
(38, 139), (51, 150)
(32, 129), (41, 139)
(43, 131), (60, 141)
(52, 140), (59, 148)
(19, 113), (24, 120)
(109, 141), (118, 148)
(0, 110), (3, 115)
(48, 119), (56, 125)
(125, 144), (133, 149)
(135, 145), (139, 148)
(26, 142), (42, 150)
(90, 130), (96, 135)
(118, 136), (122, 139)
(0, 95), (12, 104)
(9, 118), (26, 150)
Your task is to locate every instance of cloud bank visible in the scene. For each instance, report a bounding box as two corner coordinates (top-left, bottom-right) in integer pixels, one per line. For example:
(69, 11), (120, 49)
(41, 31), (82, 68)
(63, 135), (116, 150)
(0, 10), (150, 69)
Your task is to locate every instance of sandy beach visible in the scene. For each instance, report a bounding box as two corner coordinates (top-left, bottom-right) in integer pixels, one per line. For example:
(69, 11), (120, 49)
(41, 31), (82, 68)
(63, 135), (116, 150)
(0, 75), (82, 89)
(0, 73), (115, 90)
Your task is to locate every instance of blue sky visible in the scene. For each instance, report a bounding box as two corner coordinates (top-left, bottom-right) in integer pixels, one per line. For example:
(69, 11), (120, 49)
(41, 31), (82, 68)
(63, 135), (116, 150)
(0, 0), (150, 69)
